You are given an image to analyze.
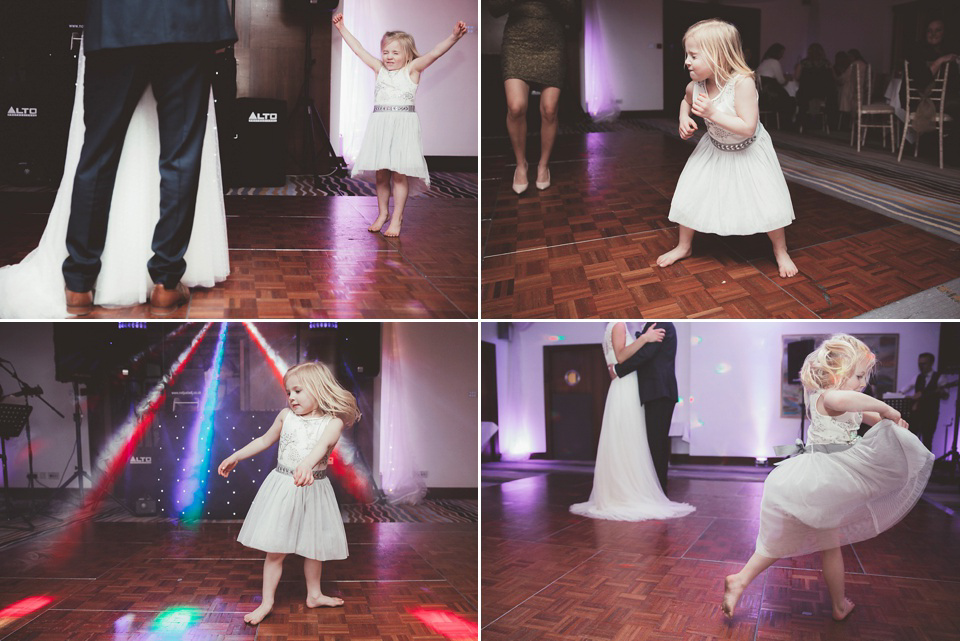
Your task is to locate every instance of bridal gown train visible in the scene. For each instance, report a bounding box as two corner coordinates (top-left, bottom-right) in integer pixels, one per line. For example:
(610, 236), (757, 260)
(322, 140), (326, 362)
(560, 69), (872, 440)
(570, 322), (696, 521)
(0, 42), (230, 318)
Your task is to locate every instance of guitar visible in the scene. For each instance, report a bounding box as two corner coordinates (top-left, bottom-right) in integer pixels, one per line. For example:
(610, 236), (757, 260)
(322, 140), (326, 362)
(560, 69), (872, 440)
(911, 379), (959, 412)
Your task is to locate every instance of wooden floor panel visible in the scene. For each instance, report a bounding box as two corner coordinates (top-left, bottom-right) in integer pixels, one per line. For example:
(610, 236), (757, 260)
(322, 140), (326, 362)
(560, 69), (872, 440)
(482, 468), (960, 639)
(482, 129), (960, 318)
(0, 195), (476, 319)
(0, 521), (476, 641)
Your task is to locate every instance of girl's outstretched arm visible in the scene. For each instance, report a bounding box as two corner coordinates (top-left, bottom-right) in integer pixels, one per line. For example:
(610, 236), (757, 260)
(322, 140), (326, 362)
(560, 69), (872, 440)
(690, 76), (758, 138)
(293, 418), (346, 486)
(332, 13), (382, 72)
(819, 390), (908, 427)
(218, 409), (287, 477)
(408, 21), (468, 81)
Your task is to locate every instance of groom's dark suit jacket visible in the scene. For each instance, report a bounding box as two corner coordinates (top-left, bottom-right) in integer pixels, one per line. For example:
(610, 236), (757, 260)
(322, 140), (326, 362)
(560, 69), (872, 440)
(614, 322), (678, 404)
(84, 0), (238, 52)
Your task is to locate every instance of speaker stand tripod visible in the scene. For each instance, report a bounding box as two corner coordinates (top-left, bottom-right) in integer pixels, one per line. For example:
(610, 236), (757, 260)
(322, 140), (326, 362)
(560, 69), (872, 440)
(291, 13), (346, 187)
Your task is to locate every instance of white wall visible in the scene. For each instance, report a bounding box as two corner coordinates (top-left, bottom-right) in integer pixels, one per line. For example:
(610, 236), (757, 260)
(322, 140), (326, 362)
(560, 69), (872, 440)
(0, 324), (91, 489)
(580, 0), (664, 111)
(329, 0), (478, 157)
(484, 321), (953, 461)
(376, 322), (478, 488)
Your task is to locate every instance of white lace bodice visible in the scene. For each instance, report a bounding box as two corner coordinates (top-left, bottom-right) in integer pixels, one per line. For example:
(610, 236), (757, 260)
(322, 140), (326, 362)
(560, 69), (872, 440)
(276, 411), (334, 471)
(806, 390), (862, 445)
(693, 74), (759, 144)
(603, 322), (636, 367)
(373, 66), (418, 107)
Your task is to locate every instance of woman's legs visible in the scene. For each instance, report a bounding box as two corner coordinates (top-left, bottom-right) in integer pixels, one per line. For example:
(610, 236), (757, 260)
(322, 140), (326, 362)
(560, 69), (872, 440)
(766, 227), (798, 278)
(245, 552), (286, 625)
(304, 558), (345, 608)
(656, 225), (696, 267)
(370, 169), (391, 232)
(537, 87), (561, 186)
(505, 79), (530, 188)
(822, 547), (855, 620)
(384, 173), (408, 237)
(722, 551), (779, 618)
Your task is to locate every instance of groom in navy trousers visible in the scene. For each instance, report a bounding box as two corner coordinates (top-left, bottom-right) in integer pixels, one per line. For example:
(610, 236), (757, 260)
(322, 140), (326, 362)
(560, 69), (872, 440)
(63, 0), (237, 316)
(611, 322), (679, 492)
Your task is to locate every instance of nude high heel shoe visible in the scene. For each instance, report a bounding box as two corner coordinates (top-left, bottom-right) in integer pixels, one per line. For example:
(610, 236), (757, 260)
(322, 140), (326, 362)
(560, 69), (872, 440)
(536, 167), (551, 190)
(512, 163), (528, 194)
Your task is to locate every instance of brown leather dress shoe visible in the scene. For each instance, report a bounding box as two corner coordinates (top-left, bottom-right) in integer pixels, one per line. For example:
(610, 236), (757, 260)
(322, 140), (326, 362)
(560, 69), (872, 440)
(149, 282), (190, 316)
(65, 288), (94, 316)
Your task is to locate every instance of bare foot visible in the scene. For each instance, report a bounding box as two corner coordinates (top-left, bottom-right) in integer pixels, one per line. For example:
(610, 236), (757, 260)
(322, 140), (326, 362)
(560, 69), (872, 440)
(657, 245), (692, 268)
(306, 594), (345, 608)
(244, 602), (273, 625)
(774, 250), (798, 278)
(721, 574), (746, 619)
(368, 213), (389, 233)
(383, 218), (402, 237)
(832, 597), (855, 621)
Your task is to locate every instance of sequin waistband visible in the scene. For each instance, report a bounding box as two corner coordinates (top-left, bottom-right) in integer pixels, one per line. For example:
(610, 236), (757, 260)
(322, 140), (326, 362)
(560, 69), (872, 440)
(710, 133), (757, 151)
(276, 464), (326, 479)
(373, 105), (415, 112)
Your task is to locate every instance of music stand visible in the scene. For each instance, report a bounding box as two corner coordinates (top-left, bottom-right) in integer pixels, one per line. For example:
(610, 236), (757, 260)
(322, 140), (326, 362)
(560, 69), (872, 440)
(0, 403), (34, 531)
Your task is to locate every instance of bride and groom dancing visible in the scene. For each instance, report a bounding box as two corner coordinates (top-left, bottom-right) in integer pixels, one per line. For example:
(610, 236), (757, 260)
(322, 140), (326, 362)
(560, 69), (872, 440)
(0, 0), (237, 318)
(570, 321), (695, 521)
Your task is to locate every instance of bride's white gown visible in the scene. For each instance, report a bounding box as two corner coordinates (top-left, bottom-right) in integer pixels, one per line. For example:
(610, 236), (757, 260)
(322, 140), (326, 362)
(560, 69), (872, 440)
(0, 42), (230, 318)
(570, 322), (696, 521)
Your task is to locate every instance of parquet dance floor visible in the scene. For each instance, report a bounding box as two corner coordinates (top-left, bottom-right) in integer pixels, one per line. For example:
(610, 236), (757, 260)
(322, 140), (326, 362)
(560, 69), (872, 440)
(0, 519), (476, 640)
(481, 130), (960, 318)
(0, 194), (476, 319)
(481, 468), (960, 641)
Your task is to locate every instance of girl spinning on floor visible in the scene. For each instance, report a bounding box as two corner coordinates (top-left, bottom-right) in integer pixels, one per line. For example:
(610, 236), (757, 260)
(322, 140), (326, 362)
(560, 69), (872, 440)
(218, 362), (361, 625)
(722, 334), (934, 621)
(659, 19), (798, 278)
(334, 13), (468, 237)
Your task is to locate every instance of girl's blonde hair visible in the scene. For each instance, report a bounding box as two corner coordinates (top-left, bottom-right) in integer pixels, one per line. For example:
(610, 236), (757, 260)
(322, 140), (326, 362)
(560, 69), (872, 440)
(284, 362), (361, 426)
(799, 334), (876, 392)
(683, 18), (754, 88)
(381, 31), (420, 66)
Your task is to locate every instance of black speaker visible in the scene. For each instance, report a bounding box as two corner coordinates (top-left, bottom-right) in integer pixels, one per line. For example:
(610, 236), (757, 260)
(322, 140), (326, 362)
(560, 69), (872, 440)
(787, 339), (816, 384)
(283, 0), (340, 13)
(337, 324), (381, 378)
(497, 322), (512, 340)
(939, 322), (960, 372)
(229, 97), (287, 187)
(0, 0), (83, 185)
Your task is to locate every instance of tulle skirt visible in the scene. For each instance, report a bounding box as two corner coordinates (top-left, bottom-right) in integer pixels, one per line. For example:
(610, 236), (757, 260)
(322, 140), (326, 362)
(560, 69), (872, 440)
(668, 127), (795, 235)
(237, 470), (348, 561)
(570, 372), (696, 521)
(350, 111), (429, 197)
(756, 420), (933, 559)
(0, 43), (229, 318)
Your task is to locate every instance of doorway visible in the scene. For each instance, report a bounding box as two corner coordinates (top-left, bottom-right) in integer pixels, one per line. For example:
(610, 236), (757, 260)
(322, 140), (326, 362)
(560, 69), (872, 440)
(543, 343), (610, 460)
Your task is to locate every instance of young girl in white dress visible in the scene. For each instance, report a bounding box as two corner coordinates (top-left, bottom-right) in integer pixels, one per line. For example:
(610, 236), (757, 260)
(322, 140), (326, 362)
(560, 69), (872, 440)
(333, 13), (467, 237)
(570, 321), (696, 521)
(658, 19), (798, 279)
(722, 334), (934, 621)
(218, 362), (361, 625)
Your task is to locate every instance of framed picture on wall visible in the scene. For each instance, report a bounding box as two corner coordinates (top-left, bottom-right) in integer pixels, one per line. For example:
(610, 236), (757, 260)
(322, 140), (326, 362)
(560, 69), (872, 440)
(780, 334), (899, 417)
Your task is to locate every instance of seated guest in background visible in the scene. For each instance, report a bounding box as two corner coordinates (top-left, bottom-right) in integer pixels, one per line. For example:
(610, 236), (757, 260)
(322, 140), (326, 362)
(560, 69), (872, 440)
(906, 18), (959, 160)
(757, 43), (796, 128)
(795, 43), (837, 128)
